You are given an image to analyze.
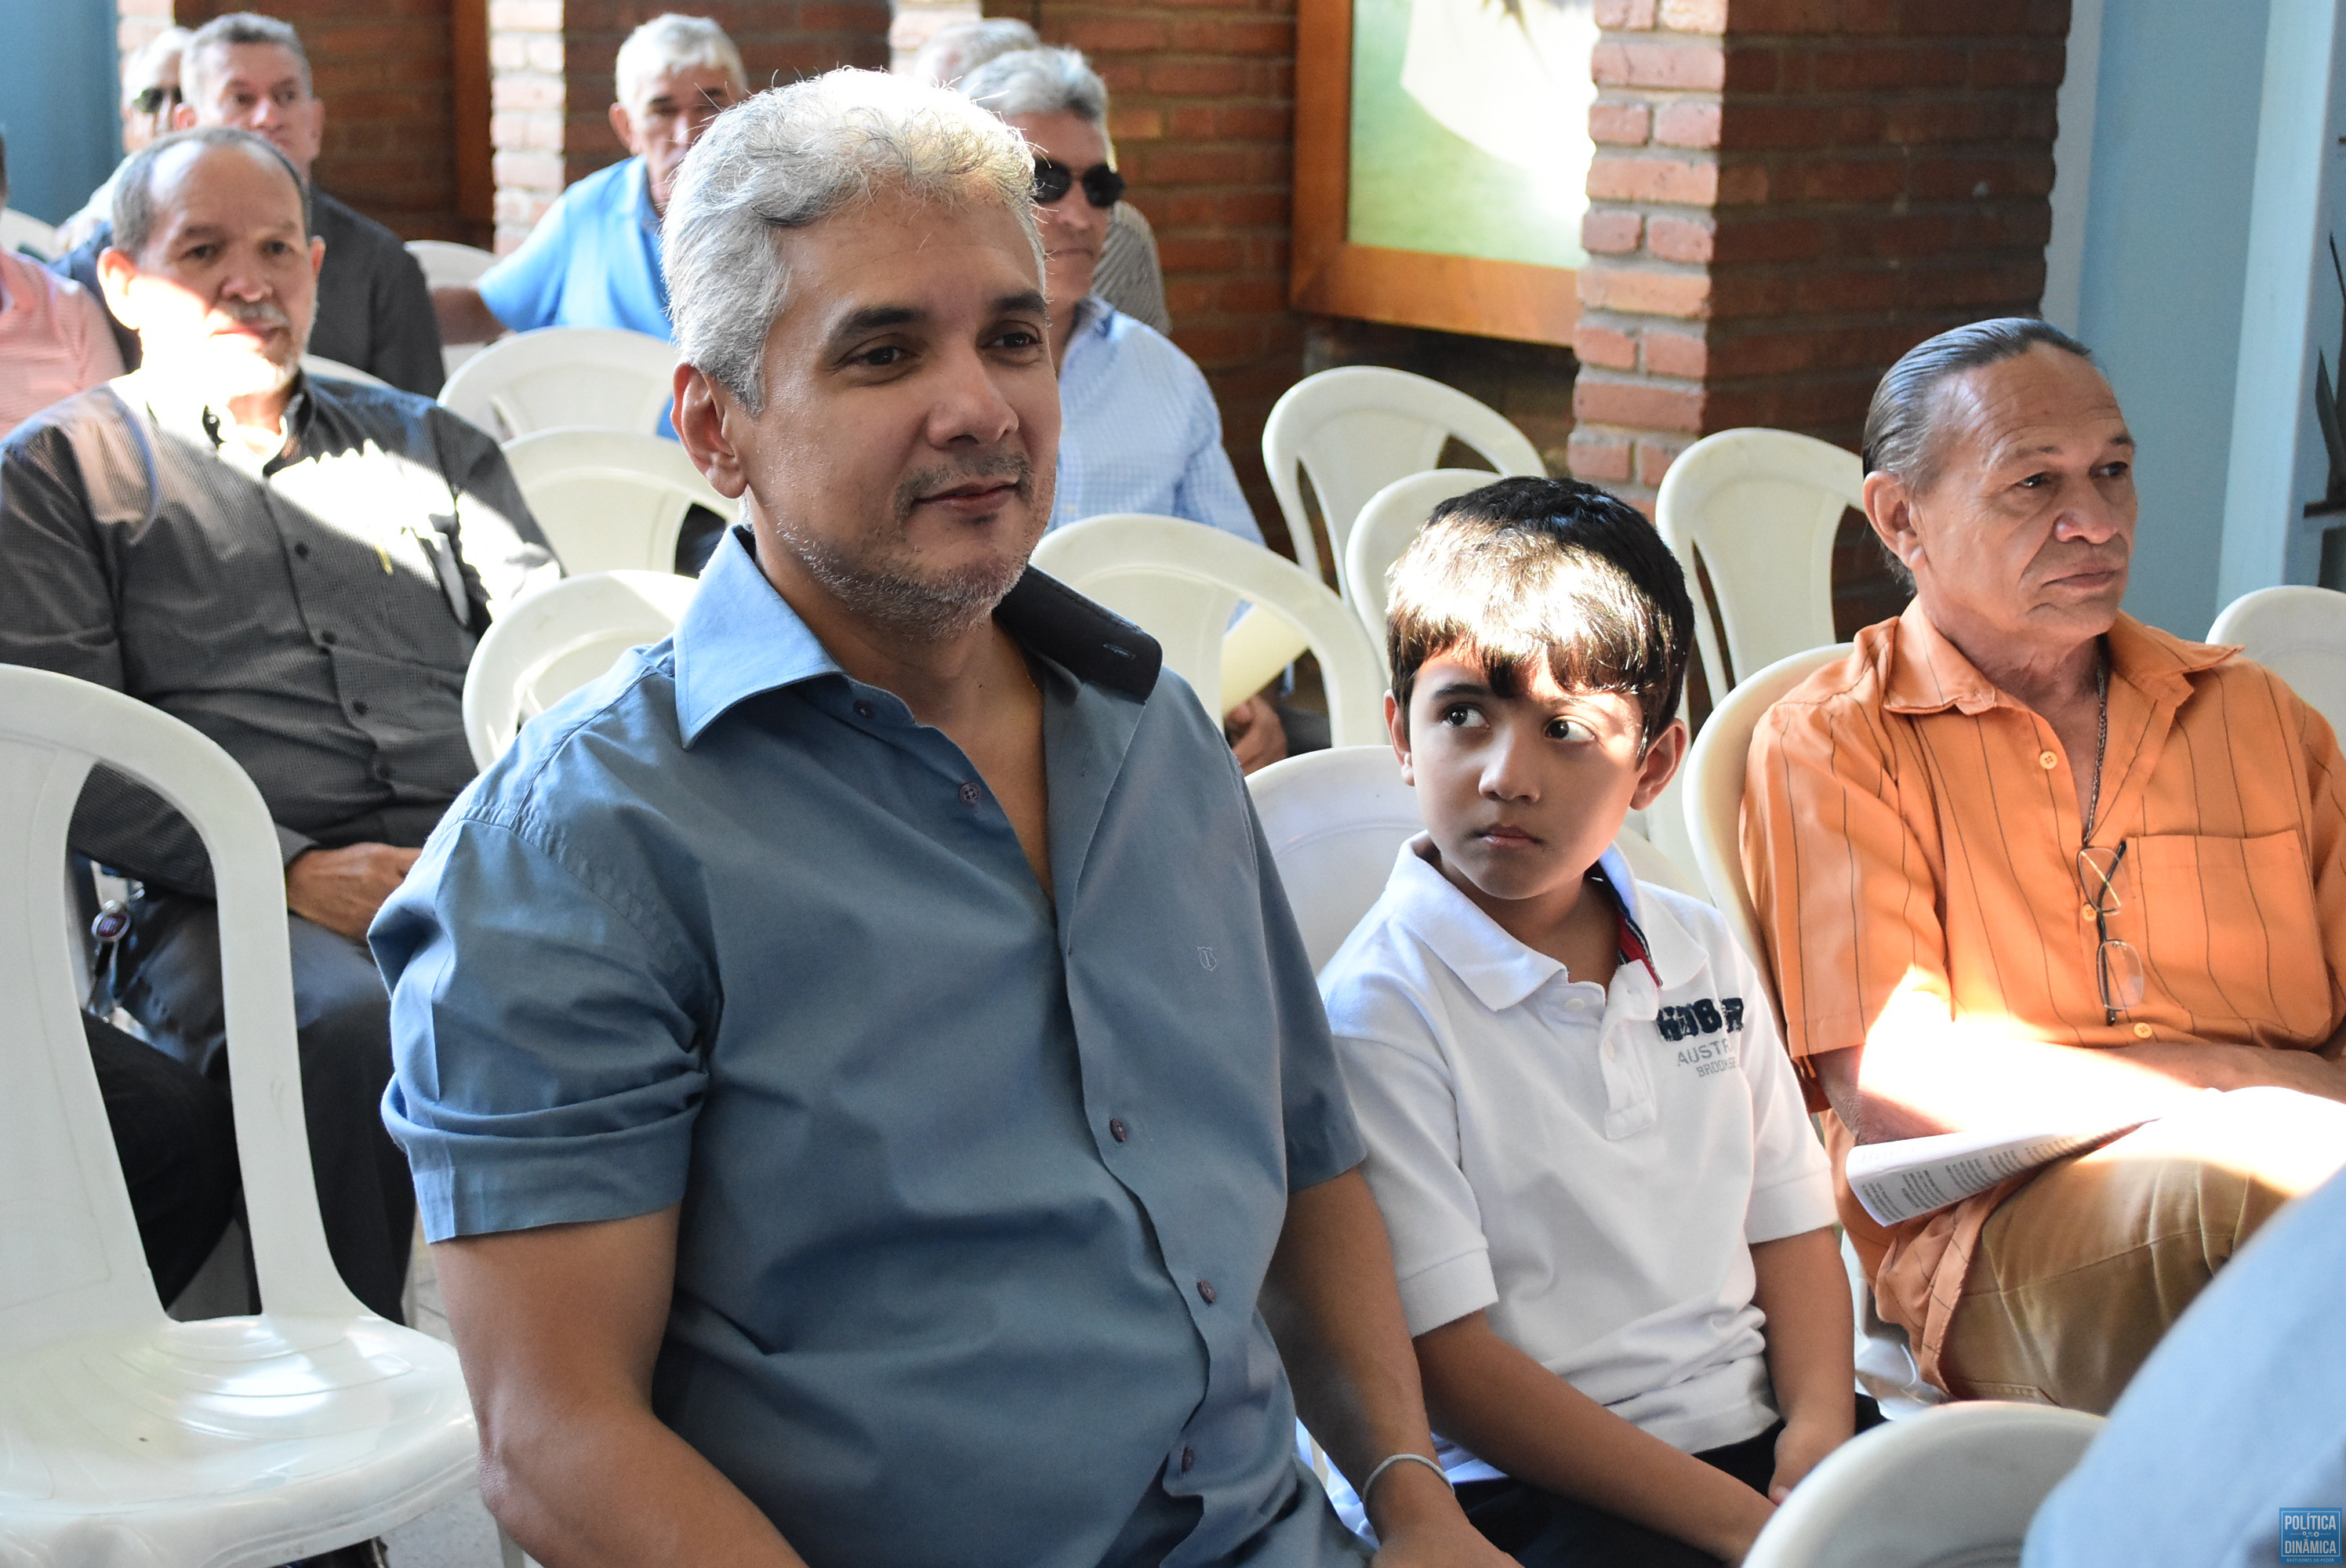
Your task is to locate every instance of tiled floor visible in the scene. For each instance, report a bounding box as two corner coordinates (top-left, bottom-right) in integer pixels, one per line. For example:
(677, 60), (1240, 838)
(385, 1229), (506, 1568)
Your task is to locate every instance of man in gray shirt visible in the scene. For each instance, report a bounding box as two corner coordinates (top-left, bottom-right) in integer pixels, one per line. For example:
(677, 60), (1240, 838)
(53, 12), (445, 395)
(0, 126), (555, 1322)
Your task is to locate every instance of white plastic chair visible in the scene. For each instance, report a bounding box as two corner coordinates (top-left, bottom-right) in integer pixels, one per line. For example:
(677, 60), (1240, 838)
(407, 239), (501, 378)
(1262, 367), (1544, 599)
(1680, 644), (1849, 968)
(300, 354), (386, 387)
(1246, 745), (1706, 973)
(463, 568), (699, 768)
(1655, 426), (1865, 702)
(439, 326), (678, 442)
(1680, 641), (1950, 1417)
(1743, 1402), (2104, 1568)
(1031, 514), (1389, 744)
(2, 207), (60, 260)
(502, 428), (738, 575)
(0, 665), (477, 1566)
(1342, 468), (1496, 653)
(2206, 584), (2346, 736)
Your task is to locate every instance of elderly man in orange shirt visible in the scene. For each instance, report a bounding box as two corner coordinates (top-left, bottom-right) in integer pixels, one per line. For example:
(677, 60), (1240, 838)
(1744, 317), (2346, 1415)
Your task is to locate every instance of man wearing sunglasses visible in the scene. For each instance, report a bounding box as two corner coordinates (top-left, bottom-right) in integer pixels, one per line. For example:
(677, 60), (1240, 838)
(957, 46), (1291, 769)
(1743, 318), (2346, 1418)
(56, 26), (194, 253)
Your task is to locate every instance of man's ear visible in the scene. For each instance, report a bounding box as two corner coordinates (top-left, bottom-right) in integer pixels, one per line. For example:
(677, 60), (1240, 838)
(608, 101), (643, 157)
(1629, 717), (1689, 812)
(674, 363), (748, 501)
(308, 234), (325, 278)
(1385, 690), (1414, 787)
(96, 247), (143, 328)
(172, 102), (197, 131)
(1862, 469), (1926, 577)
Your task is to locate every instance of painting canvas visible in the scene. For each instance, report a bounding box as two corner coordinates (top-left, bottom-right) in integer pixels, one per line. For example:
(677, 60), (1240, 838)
(1346, 0), (1596, 272)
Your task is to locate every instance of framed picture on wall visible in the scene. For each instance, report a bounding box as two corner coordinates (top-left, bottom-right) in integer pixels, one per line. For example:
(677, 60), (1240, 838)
(1291, 0), (1592, 347)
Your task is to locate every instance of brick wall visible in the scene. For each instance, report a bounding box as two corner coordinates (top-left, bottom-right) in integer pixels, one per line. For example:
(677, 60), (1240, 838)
(1569, 0), (2068, 510)
(175, 0), (474, 241)
(993, 0), (1309, 558)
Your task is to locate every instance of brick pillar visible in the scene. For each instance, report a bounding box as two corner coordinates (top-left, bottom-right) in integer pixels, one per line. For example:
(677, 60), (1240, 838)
(1568, 0), (2067, 510)
(489, 0), (565, 252)
(1002, 2), (1308, 559)
(118, 0), (176, 67)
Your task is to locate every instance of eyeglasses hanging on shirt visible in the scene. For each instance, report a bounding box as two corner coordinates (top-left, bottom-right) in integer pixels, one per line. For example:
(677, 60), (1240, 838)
(403, 514), (479, 630)
(2077, 841), (2145, 1024)
(132, 84), (183, 115)
(1032, 157), (1126, 211)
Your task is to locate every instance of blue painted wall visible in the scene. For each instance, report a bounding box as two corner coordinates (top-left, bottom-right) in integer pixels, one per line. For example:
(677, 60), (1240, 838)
(2073, 0), (2272, 637)
(0, 0), (121, 225)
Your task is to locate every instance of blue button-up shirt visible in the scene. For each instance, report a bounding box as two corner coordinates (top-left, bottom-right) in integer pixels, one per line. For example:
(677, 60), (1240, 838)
(476, 156), (671, 342)
(1050, 297), (1262, 543)
(375, 530), (1367, 1568)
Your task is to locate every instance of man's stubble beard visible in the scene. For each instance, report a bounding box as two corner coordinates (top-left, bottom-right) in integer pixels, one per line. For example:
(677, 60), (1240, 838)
(771, 452), (1050, 643)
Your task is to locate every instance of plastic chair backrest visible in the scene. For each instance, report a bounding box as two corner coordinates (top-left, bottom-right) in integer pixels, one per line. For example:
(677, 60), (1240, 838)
(2, 208), (59, 261)
(1247, 746), (1707, 973)
(1683, 644), (1850, 971)
(2206, 585), (2346, 735)
(1342, 468), (1496, 653)
(1262, 367), (1544, 597)
(0, 666), (361, 1356)
(1656, 427), (1863, 699)
(1743, 1401), (2104, 1568)
(300, 354), (385, 387)
(1030, 514), (1389, 746)
(405, 239), (496, 288)
(502, 428), (737, 575)
(438, 326), (678, 441)
(463, 569), (699, 768)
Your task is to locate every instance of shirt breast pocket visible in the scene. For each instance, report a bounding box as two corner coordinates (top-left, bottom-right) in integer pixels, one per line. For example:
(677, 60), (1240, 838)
(2130, 831), (2330, 1039)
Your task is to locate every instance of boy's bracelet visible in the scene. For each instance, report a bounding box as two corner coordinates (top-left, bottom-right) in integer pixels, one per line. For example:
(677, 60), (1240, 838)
(1360, 1450), (1447, 1505)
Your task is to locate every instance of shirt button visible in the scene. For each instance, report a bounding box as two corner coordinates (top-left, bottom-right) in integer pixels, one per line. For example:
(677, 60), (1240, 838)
(352, 701), (369, 717)
(1196, 1279), (1217, 1305)
(1180, 1446), (1196, 1472)
(2039, 750), (2058, 769)
(1109, 1117), (1129, 1142)
(2134, 1022), (2153, 1038)
(293, 541), (310, 558)
(321, 630), (338, 646)
(2083, 903), (2098, 921)
(958, 781), (982, 806)
(853, 700), (875, 720)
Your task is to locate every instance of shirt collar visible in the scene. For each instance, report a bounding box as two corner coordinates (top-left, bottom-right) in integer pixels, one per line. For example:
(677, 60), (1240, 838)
(1883, 601), (2234, 717)
(120, 365), (316, 463)
(630, 157), (660, 236)
(1384, 835), (1707, 1011)
(672, 528), (1162, 746)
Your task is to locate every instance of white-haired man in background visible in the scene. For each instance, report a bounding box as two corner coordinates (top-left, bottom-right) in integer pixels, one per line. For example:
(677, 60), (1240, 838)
(378, 68), (1506, 1568)
(433, 12), (744, 350)
(914, 17), (1171, 335)
(957, 45), (1293, 768)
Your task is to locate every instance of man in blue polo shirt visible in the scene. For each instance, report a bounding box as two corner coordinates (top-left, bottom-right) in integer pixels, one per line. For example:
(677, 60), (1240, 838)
(430, 13), (743, 349)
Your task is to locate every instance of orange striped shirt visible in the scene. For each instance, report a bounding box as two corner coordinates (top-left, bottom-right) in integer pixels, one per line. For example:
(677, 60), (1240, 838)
(1741, 603), (2346, 1384)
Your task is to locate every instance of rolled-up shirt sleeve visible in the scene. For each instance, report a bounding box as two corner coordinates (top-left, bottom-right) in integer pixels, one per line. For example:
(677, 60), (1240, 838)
(374, 810), (711, 1241)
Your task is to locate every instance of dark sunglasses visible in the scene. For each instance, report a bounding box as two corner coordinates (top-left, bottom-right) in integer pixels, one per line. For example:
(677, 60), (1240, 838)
(132, 84), (183, 116)
(1032, 157), (1125, 211)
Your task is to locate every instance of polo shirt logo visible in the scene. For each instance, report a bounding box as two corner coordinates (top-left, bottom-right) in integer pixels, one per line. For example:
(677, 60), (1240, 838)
(1197, 946), (1218, 971)
(1657, 996), (1743, 1043)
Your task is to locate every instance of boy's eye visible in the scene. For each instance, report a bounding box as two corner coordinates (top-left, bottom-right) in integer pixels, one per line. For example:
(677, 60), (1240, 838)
(1438, 703), (1486, 728)
(1547, 716), (1592, 742)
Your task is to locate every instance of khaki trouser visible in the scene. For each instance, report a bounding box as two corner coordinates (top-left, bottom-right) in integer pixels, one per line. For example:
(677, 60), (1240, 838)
(1940, 1087), (2346, 1414)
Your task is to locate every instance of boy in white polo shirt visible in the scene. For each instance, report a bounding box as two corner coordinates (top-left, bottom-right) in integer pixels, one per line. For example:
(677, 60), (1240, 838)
(1321, 477), (1859, 1567)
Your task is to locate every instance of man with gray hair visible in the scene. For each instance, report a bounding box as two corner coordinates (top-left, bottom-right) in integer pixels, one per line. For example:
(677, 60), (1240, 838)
(51, 11), (445, 395)
(378, 67), (1507, 1568)
(1743, 317), (2346, 1415)
(914, 17), (1170, 333)
(432, 12), (744, 354)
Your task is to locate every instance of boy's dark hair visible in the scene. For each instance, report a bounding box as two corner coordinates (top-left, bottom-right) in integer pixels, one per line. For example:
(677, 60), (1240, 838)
(1386, 476), (1693, 751)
